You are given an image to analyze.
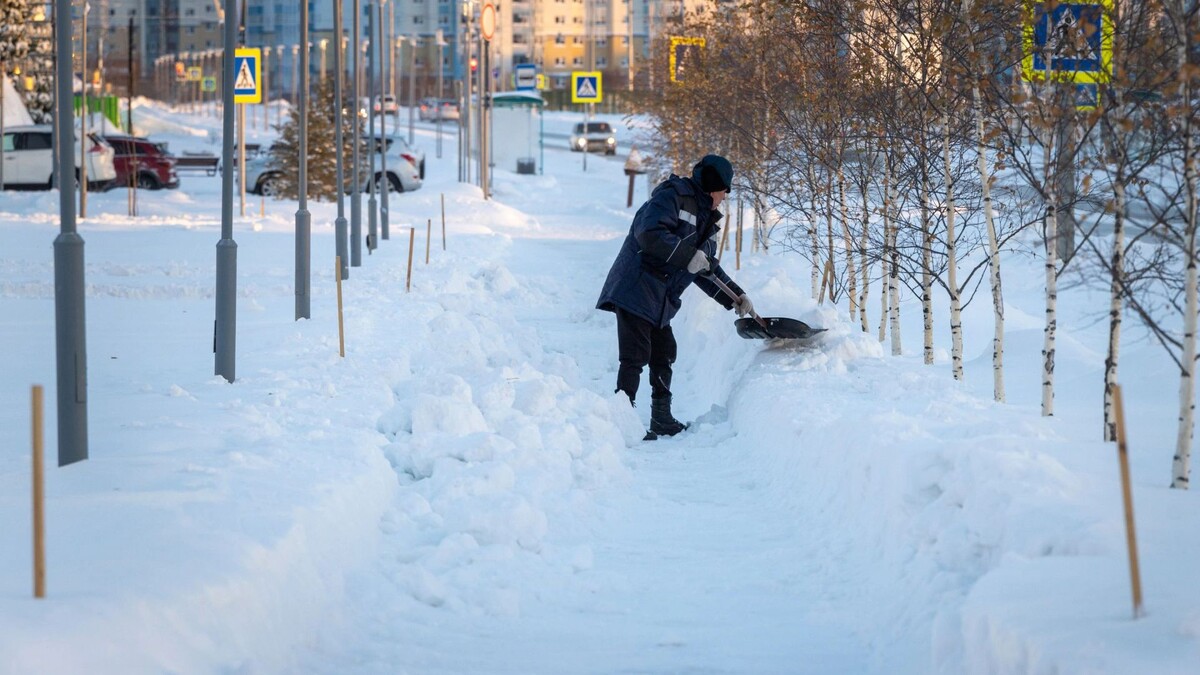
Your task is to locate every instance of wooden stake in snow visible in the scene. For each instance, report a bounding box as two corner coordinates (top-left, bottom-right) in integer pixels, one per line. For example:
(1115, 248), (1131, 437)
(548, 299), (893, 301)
(406, 227), (415, 292)
(335, 256), (345, 358)
(32, 385), (45, 599)
(440, 193), (446, 251)
(1111, 385), (1145, 619)
(426, 219), (432, 265)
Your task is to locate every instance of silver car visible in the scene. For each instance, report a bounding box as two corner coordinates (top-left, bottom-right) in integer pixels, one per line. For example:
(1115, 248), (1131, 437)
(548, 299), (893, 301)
(243, 137), (424, 197)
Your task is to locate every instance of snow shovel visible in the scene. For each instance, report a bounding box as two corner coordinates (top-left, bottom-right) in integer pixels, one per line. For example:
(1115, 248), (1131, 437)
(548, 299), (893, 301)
(702, 272), (826, 341)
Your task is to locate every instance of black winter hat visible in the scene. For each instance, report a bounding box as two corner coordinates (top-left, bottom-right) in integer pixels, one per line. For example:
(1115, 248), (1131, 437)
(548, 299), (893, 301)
(692, 154), (734, 193)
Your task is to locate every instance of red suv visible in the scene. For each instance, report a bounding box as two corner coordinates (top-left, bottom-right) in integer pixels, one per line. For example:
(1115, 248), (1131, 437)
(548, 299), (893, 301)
(103, 135), (180, 190)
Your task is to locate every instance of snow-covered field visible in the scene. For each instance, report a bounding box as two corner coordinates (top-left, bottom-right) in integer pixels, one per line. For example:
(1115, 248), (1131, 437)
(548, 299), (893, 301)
(1, 99), (1198, 674)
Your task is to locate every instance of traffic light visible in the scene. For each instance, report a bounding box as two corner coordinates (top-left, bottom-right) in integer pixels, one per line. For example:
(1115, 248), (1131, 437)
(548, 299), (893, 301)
(470, 57), (477, 73)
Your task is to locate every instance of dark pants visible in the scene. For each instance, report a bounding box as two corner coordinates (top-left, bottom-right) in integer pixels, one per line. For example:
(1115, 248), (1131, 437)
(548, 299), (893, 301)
(615, 308), (677, 403)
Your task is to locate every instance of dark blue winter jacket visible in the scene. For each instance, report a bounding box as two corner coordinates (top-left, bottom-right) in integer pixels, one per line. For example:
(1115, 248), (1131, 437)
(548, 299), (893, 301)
(596, 174), (744, 328)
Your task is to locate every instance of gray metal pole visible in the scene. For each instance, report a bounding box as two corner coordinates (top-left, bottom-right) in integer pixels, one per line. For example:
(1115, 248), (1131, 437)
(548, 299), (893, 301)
(436, 39), (443, 159)
(296, 0), (311, 319)
(334, 0), (348, 280)
(350, 0), (363, 266)
(377, 2), (390, 241)
(80, 6), (88, 218)
(215, 0), (239, 382)
(407, 37), (414, 145)
(2, 60), (6, 189)
(53, 0), (88, 466)
(367, 4), (378, 253)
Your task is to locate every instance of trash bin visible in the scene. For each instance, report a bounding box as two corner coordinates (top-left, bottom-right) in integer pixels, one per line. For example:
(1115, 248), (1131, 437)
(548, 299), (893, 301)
(516, 157), (536, 175)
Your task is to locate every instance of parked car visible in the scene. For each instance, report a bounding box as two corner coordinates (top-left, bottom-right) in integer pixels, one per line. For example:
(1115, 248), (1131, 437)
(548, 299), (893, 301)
(243, 137), (423, 197)
(418, 97), (460, 122)
(569, 121), (616, 155)
(0, 124), (117, 190)
(373, 95), (399, 115)
(103, 135), (180, 190)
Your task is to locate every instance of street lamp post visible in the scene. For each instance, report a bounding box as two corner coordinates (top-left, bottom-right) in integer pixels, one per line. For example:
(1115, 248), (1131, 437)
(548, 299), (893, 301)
(407, 35), (416, 145)
(276, 45), (285, 127)
(52, 0), (89, 465)
(376, 1), (389, 241)
(350, 0), (363, 266)
(334, 0), (349, 280)
(261, 46), (270, 131)
(296, 0), (311, 320)
(366, 9), (378, 254)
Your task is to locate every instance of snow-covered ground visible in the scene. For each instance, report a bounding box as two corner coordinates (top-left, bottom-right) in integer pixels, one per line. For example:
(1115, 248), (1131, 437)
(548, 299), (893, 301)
(1, 99), (1199, 674)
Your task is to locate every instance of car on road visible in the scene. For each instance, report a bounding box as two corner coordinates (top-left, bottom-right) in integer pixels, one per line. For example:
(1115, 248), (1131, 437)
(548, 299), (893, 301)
(418, 98), (460, 122)
(103, 135), (180, 190)
(569, 121), (616, 155)
(243, 137), (423, 197)
(373, 95), (399, 116)
(1, 125), (117, 190)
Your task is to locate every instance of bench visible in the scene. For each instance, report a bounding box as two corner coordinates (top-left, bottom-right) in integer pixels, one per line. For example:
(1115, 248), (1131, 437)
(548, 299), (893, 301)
(174, 153), (220, 176)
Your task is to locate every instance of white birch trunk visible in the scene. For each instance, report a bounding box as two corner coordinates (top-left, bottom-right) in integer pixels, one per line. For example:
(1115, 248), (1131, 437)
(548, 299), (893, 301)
(943, 111), (964, 380)
(1042, 135), (1059, 417)
(1105, 178), (1125, 441)
(826, 172), (836, 301)
(859, 181), (872, 333)
(975, 83), (1005, 402)
(879, 165), (891, 342)
(839, 168), (858, 323)
(888, 161), (902, 355)
(921, 162), (934, 366)
(809, 166), (820, 299)
(1174, 93), (1198, 488)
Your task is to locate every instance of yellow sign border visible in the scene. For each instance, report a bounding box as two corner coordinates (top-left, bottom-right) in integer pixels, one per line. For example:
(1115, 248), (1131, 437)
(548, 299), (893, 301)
(571, 71), (602, 104)
(186, 66), (203, 83)
(669, 36), (706, 84)
(234, 47), (263, 104)
(1021, 0), (1113, 84)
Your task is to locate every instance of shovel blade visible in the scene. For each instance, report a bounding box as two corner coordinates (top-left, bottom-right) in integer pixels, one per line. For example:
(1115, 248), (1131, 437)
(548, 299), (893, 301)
(735, 317), (825, 340)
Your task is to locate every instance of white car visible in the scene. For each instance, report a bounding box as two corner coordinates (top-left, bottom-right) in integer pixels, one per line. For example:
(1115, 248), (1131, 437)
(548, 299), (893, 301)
(418, 98), (460, 122)
(244, 136), (424, 197)
(373, 95), (399, 116)
(1, 124), (117, 190)
(569, 121), (617, 155)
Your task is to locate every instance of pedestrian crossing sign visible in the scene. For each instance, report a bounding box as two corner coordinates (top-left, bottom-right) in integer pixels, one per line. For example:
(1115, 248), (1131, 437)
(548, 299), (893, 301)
(233, 48), (262, 104)
(1022, 0), (1112, 84)
(571, 72), (602, 104)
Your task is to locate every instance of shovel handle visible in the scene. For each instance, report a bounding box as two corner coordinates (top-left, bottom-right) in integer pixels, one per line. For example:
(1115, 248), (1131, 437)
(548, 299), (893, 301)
(703, 270), (769, 330)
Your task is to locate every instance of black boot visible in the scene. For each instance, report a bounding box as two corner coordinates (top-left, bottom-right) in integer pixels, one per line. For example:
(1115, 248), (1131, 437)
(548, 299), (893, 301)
(646, 396), (689, 440)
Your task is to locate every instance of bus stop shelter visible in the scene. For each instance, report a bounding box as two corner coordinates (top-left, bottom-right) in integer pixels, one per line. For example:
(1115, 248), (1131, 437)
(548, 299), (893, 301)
(491, 91), (543, 175)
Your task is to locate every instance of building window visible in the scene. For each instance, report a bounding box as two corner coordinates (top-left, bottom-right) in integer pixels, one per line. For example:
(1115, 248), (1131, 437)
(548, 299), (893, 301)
(597, 57), (607, 67)
(554, 57), (565, 65)
(554, 15), (564, 23)
(555, 34), (564, 44)
(413, 15), (424, 24)
(597, 38), (606, 47)
(572, 56), (582, 65)
(572, 16), (581, 23)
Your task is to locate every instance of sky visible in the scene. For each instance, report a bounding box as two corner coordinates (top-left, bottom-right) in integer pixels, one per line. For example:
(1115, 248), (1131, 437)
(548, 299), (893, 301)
(1, 99), (1199, 674)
